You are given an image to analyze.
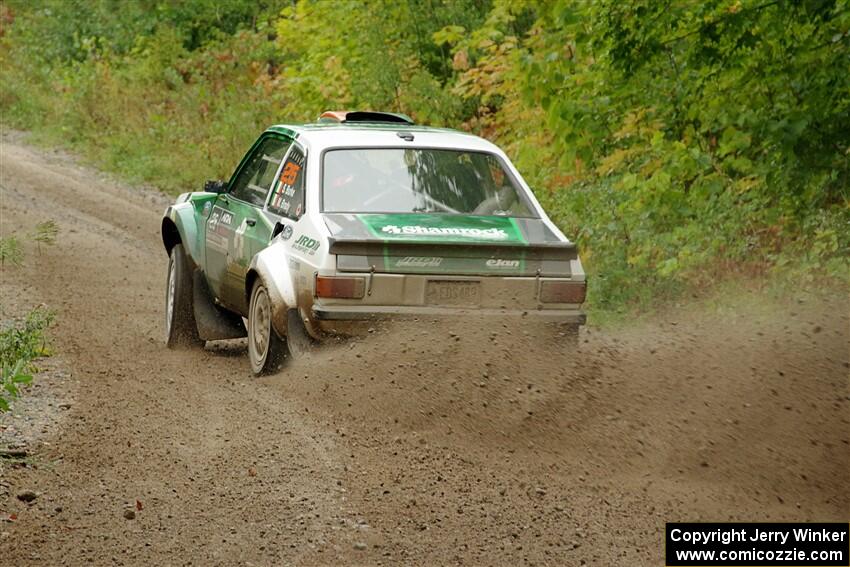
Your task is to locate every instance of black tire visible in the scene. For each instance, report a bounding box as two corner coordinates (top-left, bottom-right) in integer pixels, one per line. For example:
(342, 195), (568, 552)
(285, 308), (316, 360)
(248, 279), (286, 376)
(165, 243), (203, 348)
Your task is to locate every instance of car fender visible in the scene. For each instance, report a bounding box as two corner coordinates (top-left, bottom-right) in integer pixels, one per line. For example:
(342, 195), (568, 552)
(247, 239), (297, 338)
(162, 193), (216, 268)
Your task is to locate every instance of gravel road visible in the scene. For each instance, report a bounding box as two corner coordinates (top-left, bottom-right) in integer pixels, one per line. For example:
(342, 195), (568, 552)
(0, 134), (847, 566)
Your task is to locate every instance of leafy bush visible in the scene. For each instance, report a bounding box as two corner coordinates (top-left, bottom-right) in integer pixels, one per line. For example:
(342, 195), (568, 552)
(0, 307), (55, 411)
(510, 0), (850, 308)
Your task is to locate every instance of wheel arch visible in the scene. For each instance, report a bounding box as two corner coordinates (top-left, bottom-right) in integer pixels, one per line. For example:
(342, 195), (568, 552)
(245, 268), (260, 309)
(247, 242), (298, 338)
(162, 217), (181, 254)
(162, 202), (205, 268)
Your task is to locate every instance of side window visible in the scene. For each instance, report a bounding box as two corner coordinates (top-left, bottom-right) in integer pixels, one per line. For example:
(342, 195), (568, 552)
(268, 146), (306, 219)
(229, 136), (291, 207)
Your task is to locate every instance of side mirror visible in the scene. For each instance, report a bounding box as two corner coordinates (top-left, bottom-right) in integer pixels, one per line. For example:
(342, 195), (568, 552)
(204, 179), (227, 194)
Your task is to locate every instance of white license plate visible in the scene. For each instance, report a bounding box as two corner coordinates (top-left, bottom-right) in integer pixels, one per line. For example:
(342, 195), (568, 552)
(425, 280), (481, 306)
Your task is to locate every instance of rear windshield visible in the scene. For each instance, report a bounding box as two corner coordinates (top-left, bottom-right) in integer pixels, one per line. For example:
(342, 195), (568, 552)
(322, 148), (536, 217)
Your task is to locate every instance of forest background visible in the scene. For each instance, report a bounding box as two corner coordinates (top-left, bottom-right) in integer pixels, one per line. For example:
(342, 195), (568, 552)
(1, 0), (847, 313)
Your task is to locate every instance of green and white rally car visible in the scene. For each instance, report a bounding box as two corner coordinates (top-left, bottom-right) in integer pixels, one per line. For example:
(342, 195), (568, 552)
(162, 111), (586, 374)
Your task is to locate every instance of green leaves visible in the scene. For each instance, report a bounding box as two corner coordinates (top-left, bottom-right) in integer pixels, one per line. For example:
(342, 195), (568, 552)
(717, 126), (751, 158)
(512, 0), (850, 308)
(433, 25), (467, 47)
(2, 359), (34, 403)
(0, 307), (54, 412)
(0, 236), (23, 267)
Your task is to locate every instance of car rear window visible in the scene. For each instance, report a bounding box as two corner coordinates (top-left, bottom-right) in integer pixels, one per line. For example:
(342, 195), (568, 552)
(322, 148), (536, 217)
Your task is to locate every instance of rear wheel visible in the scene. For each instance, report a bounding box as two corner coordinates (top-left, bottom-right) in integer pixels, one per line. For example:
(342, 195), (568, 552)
(248, 279), (285, 375)
(165, 243), (203, 348)
(286, 309), (316, 360)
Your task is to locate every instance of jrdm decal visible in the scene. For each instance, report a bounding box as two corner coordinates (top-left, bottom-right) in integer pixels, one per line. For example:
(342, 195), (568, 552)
(292, 234), (319, 255)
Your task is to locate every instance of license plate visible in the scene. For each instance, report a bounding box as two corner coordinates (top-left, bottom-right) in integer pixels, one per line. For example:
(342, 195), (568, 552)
(426, 280), (481, 306)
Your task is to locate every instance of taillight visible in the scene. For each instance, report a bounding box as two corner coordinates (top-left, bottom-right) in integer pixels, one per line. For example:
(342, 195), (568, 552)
(539, 280), (586, 304)
(315, 275), (366, 299)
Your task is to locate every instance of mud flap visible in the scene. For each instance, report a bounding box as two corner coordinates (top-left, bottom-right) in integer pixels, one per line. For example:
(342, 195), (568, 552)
(192, 272), (247, 341)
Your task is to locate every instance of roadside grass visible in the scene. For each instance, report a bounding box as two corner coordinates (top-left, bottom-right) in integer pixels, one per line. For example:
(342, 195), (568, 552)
(587, 258), (849, 329)
(0, 307), (55, 412)
(0, 223), (59, 411)
(0, 236), (24, 268)
(0, 447), (58, 470)
(0, 28), (277, 195)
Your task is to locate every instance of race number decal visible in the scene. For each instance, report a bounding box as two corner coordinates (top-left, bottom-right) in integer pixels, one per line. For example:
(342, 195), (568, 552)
(279, 162), (301, 186)
(270, 148), (305, 217)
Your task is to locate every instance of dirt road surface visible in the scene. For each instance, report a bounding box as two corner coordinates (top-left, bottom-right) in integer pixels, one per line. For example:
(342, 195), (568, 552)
(1, 134), (848, 566)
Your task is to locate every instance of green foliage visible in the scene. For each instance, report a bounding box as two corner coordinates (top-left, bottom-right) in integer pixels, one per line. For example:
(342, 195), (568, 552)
(0, 1), (286, 191)
(0, 307), (54, 412)
(1, 0), (847, 314)
(0, 236), (24, 267)
(0, 220), (60, 263)
(32, 220), (58, 251)
(487, 0), (850, 309)
(272, 0), (488, 123)
(2, 0), (286, 61)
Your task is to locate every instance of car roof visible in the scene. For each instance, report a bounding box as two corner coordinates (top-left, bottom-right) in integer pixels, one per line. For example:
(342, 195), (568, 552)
(265, 122), (503, 155)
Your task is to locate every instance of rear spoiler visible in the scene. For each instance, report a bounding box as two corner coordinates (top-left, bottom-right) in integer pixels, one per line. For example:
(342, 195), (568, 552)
(327, 237), (578, 261)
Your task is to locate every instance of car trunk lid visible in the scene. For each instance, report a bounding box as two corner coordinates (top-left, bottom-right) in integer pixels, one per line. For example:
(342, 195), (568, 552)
(323, 213), (577, 277)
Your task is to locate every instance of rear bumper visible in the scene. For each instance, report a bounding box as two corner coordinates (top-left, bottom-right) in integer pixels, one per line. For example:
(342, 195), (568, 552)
(312, 304), (586, 325)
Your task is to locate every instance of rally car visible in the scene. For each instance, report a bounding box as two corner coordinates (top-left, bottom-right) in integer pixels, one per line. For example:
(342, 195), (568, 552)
(162, 111), (586, 375)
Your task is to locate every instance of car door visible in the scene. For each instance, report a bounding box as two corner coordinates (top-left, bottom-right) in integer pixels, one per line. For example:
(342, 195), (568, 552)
(205, 134), (291, 310)
(263, 143), (311, 295)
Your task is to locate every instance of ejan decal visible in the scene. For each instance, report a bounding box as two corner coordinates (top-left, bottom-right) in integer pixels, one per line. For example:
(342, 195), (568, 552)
(280, 224), (293, 240)
(292, 234), (319, 255)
